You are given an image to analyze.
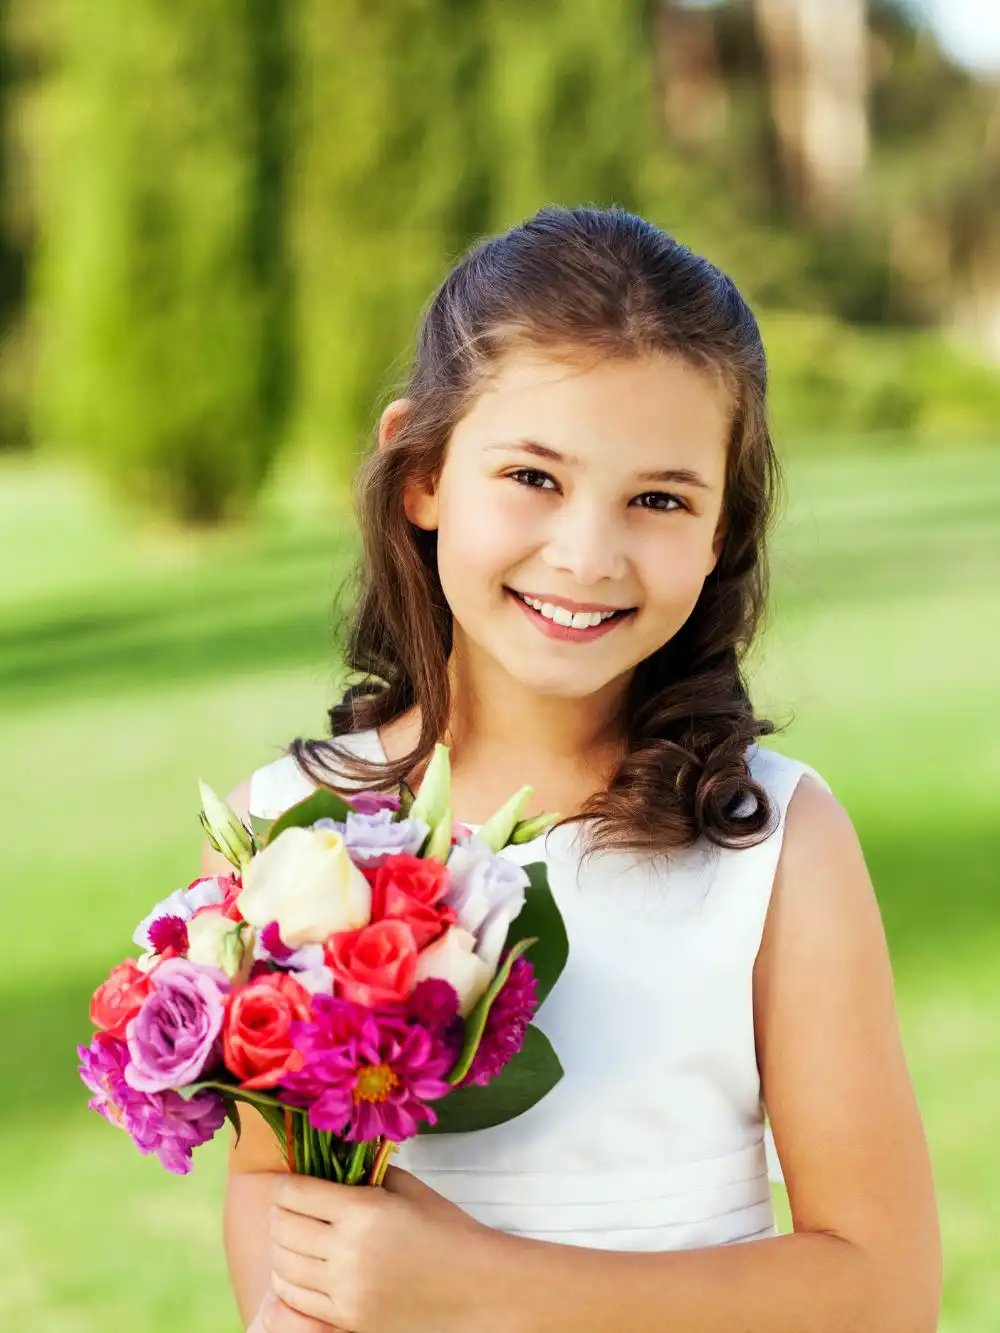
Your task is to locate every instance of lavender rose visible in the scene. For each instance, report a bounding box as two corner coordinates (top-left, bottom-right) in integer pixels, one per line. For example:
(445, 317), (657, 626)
(124, 958), (228, 1092)
(316, 809), (429, 869)
(444, 838), (530, 974)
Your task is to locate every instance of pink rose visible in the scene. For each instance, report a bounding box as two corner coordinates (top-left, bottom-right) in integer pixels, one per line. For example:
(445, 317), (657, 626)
(324, 919), (419, 1006)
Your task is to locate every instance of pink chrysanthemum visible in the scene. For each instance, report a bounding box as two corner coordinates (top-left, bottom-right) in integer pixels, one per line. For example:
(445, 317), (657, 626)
(147, 914), (189, 955)
(461, 957), (538, 1087)
(282, 995), (453, 1142)
(77, 1032), (226, 1175)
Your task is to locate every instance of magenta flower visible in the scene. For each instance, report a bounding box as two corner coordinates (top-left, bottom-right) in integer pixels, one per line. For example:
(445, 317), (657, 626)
(405, 978), (460, 1030)
(460, 957), (538, 1087)
(125, 958), (228, 1092)
(348, 790), (402, 815)
(147, 914), (189, 955)
(78, 1032), (226, 1175)
(283, 995), (452, 1142)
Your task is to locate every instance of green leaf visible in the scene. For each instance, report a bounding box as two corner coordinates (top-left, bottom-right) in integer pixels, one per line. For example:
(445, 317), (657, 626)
(503, 862), (568, 1008)
(420, 1026), (563, 1134)
(448, 936), (537, 1085)
(224, 1099), (242, 1146)
(398, 781), (416, 817)
(249, 813), (272, 842)
(265, 788), (355, 844)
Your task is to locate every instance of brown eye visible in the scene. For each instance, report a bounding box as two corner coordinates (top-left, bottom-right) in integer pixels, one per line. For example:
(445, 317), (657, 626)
(632, 492), (686, 513)
(509, 468), (557, 491)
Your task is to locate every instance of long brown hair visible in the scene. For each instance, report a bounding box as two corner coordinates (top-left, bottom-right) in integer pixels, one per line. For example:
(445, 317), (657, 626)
(290, 205), (781, 856)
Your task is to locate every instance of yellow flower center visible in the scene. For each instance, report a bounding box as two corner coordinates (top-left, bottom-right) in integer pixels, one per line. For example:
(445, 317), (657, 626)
(353, 1063), (399, 1104)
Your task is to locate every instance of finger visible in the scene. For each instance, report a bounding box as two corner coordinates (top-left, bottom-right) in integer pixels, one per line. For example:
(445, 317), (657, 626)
(274, 1174), (368, 1225)
(261, 1289), (338, 1333)
(271, 1204), (331, 1259)
(380, 1164), (433, 1199)
(271, 1241), (328, 1296)
(271, 1272), (337, 1324)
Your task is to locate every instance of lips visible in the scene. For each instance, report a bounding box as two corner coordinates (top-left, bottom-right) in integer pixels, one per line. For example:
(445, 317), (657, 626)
(505, 588), (636, 642)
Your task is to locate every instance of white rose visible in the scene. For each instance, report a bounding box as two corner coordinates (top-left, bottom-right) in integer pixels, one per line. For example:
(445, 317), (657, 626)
(413, 926), (494, 1018)
(186, 909), (253, 982)
(237, 826), (371, 948)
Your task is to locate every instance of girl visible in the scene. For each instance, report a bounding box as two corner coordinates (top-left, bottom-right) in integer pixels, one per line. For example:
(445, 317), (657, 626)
(203, 206), (941, 1333)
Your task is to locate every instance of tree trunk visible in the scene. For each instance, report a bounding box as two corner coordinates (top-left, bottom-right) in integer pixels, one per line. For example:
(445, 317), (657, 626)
(754, 0), (869, 221)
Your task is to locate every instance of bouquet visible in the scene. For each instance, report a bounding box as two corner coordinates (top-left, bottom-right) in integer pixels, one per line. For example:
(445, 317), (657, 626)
(78, 745), (567, 1187)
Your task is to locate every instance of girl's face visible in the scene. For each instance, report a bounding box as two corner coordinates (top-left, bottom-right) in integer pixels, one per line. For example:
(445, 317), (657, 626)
(401, 349), (730, 704)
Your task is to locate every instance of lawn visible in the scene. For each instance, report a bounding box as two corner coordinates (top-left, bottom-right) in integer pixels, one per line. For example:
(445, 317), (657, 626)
(1, 445), (997, 1331)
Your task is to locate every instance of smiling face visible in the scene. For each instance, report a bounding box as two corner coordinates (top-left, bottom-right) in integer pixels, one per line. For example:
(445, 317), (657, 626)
(399, 349), (731, 705)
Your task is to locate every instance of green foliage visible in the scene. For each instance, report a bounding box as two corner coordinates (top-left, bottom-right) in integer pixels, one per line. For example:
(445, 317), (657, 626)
(762, 311), (1000, 442)
(32, 0), (293, 522)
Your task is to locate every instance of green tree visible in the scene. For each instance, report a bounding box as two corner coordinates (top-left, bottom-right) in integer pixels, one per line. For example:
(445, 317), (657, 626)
(33, 0), (293, 522)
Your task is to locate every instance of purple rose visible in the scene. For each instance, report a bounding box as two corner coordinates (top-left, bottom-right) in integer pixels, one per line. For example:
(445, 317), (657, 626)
(125, 958), (228, 1092)
(316, 809), (429, 869)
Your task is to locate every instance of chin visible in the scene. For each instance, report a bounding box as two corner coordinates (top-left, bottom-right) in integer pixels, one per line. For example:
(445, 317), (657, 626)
(504, 661), (620, 701)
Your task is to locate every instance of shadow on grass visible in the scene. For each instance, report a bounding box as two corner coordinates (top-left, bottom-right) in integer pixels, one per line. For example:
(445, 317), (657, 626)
(7, 820), (997, 1127)
(0, 528), (357, 711)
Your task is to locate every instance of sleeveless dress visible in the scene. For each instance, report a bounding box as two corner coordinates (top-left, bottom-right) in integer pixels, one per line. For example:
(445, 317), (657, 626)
(249, 728), (829, 1253)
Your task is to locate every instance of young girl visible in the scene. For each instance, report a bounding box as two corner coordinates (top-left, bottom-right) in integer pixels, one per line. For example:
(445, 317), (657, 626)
(203, 206), (941, 1333)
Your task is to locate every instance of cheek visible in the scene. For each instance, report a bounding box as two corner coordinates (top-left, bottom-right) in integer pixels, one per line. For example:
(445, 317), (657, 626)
(642, 528), (717, 610)
(436, 482), (536, 588)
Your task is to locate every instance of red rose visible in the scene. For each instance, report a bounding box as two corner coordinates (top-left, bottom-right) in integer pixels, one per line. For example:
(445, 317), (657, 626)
(370, 854), (455, 949)
(325, 919), (419, 1006)
(223, 973), (313, 1089)
(90, 961), (154, 1039)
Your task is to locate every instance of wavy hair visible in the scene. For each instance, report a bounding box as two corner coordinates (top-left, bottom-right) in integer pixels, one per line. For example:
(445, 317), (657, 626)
(290, 205), (781, 856)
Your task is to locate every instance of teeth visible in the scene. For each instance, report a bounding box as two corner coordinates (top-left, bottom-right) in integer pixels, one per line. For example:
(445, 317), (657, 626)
(520, 595), (618, 629)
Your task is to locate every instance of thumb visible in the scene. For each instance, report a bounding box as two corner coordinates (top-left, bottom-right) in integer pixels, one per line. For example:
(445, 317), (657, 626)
(379, 1163), (438, 1200)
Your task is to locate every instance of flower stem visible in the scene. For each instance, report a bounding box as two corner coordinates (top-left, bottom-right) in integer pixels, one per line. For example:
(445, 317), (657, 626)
(369, 1138), (398, 1187)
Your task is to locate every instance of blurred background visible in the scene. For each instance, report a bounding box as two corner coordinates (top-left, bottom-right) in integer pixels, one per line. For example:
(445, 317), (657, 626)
(1, 1), (997, 1329)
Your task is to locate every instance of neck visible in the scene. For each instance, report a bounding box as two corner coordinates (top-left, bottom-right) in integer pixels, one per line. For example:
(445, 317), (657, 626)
(442, 638), (630, 768)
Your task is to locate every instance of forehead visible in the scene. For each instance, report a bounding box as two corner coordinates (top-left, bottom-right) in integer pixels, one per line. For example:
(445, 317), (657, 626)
(452, 349), (732, 478)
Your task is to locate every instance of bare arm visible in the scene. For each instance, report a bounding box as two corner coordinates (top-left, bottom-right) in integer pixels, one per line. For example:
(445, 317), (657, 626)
(476, 779), (942, 1333)
(201, 780), (329, 1332)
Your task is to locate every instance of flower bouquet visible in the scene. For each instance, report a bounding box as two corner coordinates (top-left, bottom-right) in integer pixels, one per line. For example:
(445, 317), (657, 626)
(78, 745), (567, 1186)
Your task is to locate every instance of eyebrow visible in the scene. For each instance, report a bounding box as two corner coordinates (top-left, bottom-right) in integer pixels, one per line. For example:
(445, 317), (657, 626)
(484, 438), (715, 490)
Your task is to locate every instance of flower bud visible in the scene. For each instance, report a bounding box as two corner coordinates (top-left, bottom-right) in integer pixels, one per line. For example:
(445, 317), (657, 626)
(198, 781), (255, 872)
(408, 744), (451, 832)
(475, 785), (533, 852)
(510, 811), (562, 845)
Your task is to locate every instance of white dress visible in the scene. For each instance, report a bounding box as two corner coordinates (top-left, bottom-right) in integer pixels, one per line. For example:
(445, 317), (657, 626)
(249, 728), (829, 1253)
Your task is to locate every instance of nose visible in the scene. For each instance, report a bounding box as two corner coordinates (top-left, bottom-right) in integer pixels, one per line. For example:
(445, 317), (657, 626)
(540, 497), (628, 587)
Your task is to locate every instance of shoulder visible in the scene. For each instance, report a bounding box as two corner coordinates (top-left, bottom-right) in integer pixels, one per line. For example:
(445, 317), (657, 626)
(245, 752), (316, 820)
(759, 775), (875, 983)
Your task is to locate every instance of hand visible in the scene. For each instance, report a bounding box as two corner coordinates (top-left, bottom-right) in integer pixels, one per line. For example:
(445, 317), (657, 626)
(254, 1288), (339, 1332)
(269, 1165), (498, 1333)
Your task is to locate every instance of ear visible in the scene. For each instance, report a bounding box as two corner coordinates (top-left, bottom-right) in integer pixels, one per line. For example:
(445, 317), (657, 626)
(379, 397), (439, 530)
(378, 398), (413, 451)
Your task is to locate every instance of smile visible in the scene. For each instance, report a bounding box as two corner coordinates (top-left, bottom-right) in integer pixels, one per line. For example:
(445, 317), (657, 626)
(505, 589), (635, 641)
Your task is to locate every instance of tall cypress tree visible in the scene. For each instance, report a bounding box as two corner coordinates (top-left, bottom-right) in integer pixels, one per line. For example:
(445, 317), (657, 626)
(34, 0), (292, 522)
(290, 0), (494, 483)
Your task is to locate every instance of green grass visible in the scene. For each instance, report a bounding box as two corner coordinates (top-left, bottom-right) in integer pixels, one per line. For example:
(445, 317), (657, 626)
(2, 445), (998, 1331)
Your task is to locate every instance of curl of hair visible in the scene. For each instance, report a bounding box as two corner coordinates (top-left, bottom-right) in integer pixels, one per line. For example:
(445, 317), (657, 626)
(290, 206), (781, 858)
